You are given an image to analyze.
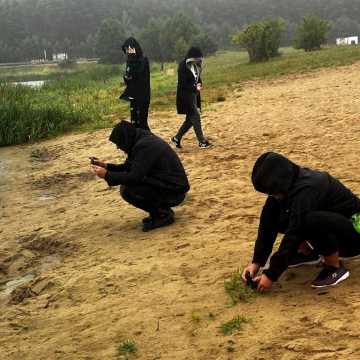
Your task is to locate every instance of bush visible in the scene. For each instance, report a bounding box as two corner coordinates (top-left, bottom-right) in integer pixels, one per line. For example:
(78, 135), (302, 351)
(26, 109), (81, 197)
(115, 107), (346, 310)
(294, 16), (330, 51)
(232, 18), (286, 62)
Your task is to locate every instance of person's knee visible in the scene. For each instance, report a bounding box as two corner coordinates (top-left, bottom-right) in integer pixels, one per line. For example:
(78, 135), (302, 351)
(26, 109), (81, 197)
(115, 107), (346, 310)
(120, 185), (131, 202)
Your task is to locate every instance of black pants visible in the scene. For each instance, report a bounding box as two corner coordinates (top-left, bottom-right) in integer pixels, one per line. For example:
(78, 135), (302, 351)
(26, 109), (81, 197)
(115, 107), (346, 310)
(278, 211), (360, 258)
(120, 184), (185, 217)
(130, 100), (150, 130)
(176, 94), (205, 143)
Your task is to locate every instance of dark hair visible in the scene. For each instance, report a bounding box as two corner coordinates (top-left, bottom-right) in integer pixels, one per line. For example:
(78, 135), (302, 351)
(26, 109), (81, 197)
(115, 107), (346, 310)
(186, 46), (203, 58)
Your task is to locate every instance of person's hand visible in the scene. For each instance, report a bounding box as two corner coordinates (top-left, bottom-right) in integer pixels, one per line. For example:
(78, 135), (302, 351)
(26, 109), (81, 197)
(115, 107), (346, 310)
(197, 83), (202, 91)
(253, 273), (273, 292)
(89, 157), (107, 169)
(92, 165), (107, 179)
(241, 263), (260, 282)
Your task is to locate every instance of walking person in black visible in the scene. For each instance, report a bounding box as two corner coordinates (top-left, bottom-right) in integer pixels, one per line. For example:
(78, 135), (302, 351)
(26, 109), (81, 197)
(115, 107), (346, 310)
(119, 37), (151, 130)
(242, 152), (360, 290)
(91, 121), (190, 232)
(171, 47), (211, 149)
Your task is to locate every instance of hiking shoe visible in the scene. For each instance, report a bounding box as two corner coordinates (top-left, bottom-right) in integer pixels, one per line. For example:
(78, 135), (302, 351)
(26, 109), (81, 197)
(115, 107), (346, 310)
(288, 252), (322, 268)
(199, 140), (212, 148)
(311, 263), (349, 288)
(171, 136), (182, 149)
(142, 213), (174, 232)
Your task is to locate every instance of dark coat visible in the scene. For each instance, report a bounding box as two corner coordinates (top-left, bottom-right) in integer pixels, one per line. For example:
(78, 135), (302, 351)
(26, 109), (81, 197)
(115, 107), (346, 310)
(252, 152), (360, 281)
(176, 59), (202, 115)
(119, 37), (150, 106)
(105, 121), (190, 193)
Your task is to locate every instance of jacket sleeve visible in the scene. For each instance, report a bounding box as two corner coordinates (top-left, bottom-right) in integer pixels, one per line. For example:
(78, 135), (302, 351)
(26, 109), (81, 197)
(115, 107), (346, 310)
(106, 159), (131, 173)
(104, 146), (161, 187)
(179, 64), (196, 92)
(263, 187), (320, 281)
(252, 196), (281, 266)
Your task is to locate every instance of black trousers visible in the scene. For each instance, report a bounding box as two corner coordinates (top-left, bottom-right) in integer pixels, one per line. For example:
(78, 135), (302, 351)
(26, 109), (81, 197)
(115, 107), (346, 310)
(120, 184), (185, 216)
(278, 211), (360, 258)
(130, 100), (150, 130)
(176, 94), (205, 143)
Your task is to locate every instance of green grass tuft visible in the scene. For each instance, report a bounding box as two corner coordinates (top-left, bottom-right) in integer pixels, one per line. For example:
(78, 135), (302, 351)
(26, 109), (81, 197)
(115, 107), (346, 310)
(117, 339), (137, 356)
(224, 271), (257, 305)
(220, 315), (250, 335)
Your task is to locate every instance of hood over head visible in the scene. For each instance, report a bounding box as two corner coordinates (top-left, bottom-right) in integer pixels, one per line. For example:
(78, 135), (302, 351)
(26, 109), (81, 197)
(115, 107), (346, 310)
(109, 120), (138, 153)
(185, 46), (203, 60)
(251, 152), (298, 195)
(122, 37), (143, 57)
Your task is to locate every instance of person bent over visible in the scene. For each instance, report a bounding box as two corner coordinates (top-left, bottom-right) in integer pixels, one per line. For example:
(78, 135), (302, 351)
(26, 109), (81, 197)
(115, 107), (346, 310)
(242, 152), (360, 291)
(92, 121), (190, 231)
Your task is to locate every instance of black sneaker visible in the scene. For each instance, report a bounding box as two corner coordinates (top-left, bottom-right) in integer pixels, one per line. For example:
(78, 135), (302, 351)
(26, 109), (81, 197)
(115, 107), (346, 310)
(288, 252), (322, 268)
(199, 140), (212, 148)
(311, 263), (349, 288)
(142, 213), (175, 232)
(171, 136), (182, 149)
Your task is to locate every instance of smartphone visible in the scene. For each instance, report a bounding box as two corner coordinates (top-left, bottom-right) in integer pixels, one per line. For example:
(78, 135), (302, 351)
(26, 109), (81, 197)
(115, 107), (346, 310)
(245, 272), (258, 290)
(89, 156), (98, 165)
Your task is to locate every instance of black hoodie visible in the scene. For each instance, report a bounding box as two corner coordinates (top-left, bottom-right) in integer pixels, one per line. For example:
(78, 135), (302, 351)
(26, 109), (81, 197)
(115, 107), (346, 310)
(105, 121), (190, 193)
(119, 37), (150, 104)
(251, 152), (360, 281)
(176, 47), (203, 115)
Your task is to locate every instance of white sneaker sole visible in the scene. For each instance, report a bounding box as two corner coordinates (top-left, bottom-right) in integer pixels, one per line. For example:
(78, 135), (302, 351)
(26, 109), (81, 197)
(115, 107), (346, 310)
(311, 270), (350, 288)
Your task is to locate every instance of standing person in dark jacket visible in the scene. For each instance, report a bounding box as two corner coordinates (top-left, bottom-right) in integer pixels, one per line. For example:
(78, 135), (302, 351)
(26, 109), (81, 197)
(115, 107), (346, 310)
(91, 121), (190, 231)
(171, 46), (211, 149)
(119, 37), (151, 130)
(242, 152), (360, 290)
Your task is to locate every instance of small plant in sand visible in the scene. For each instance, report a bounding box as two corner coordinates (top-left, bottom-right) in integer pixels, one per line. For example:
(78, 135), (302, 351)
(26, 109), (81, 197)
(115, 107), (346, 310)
(117, 340), (137, 357)
(220, 315), (250, 335)
(224, 270), (257, 305)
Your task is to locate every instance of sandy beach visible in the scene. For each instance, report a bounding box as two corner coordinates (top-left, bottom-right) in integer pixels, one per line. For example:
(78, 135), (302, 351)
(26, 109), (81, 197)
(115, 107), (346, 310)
(1, 62), (360, 359)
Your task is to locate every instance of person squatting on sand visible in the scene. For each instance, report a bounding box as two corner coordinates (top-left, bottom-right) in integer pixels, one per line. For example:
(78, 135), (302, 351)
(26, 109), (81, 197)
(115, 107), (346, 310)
(171, 46), (211, 149)
(242, 152), (360, 291)
(119, 37), (151, 130)
(91, 121), (190, 232)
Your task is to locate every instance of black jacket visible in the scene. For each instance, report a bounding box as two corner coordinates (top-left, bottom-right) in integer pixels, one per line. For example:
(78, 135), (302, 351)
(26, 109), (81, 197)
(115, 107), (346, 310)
(176, 48), (203, 115)
(252, 152), (360, 281)
(105, 121), (190, 193)
(120, 37), (150, 105)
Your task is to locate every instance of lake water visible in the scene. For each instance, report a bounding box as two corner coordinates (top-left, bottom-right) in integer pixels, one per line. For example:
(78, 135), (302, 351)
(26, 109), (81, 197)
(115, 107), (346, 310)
(14, 80), (46, 88)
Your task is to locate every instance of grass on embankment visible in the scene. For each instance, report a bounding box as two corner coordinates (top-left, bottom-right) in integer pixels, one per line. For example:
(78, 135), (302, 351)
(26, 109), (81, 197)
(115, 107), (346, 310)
(1, 45), (360, 146)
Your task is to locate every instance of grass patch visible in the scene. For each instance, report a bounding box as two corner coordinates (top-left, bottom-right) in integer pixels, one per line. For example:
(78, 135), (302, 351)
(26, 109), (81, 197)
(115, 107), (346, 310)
(117, 340), (137, 357)
(224, 271), (257, 305)
(220, 315), (250, 335)
(2, 45), (360, 145)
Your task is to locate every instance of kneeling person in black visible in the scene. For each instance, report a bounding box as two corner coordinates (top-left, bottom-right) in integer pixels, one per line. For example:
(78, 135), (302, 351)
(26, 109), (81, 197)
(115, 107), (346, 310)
(92, 121), (190, 231)
(242, 152), (360, 290)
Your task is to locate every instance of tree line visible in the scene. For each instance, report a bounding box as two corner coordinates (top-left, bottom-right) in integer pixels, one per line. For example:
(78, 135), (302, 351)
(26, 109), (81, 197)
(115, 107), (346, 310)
(1, 0), (359, 63)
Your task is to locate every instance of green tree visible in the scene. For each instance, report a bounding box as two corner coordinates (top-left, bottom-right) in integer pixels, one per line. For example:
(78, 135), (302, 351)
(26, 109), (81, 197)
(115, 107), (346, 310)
(174, 37), (189, 62)
(139, 18), (166, 64)
(160, 13), (199, 61)
(294, 16), (330, 51)
(95, 18), (124, 63)
(232, 18), (286, 62)
(192, 33), (217, 57)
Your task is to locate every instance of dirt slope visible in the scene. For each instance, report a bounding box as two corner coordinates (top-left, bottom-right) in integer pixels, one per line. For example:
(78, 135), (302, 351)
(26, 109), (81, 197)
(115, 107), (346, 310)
(1, 63), (360, 360)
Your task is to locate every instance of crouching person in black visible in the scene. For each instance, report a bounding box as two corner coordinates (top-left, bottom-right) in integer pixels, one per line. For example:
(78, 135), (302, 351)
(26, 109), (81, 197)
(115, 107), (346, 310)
(242, 152), (360, 290)
(92, 121), (190, 232)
